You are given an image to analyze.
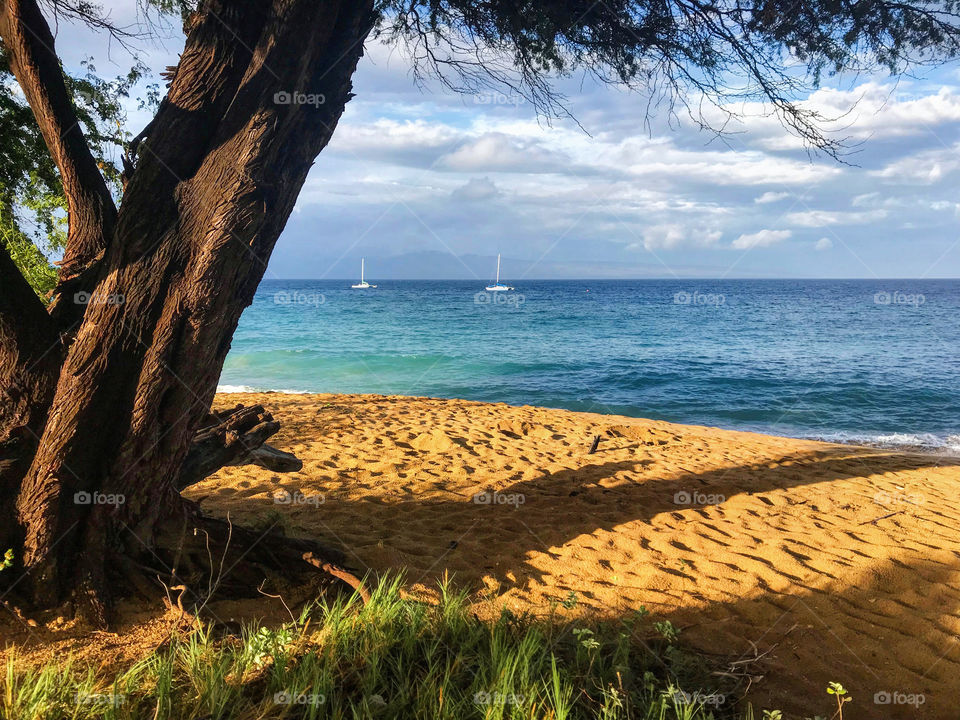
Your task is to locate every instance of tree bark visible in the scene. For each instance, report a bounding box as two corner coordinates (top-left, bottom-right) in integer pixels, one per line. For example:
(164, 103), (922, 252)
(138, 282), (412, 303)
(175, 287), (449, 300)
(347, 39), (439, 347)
(0, 243), (60, 445)
(0, 243), (61, 554)
(1, 0), (374, 620)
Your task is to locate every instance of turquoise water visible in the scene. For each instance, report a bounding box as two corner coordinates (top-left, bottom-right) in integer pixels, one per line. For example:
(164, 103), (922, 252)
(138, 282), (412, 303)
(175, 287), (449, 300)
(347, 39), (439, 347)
(220, 279), (960, 453)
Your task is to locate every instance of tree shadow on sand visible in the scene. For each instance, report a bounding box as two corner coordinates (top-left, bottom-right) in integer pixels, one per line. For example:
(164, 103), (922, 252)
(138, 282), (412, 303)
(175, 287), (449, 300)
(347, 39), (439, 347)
(313, 446), (958, 589)
(318, 446), (957, 720)
(193, 430), (960, 719)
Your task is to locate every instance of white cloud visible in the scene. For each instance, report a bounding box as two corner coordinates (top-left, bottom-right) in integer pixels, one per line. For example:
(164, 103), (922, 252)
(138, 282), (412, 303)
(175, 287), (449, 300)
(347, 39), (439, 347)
(802, 83), (960, 140)
(755, 191), (791, 204)
(439, 133), (569, 173)
(615, 142), (838, 186)
(851, 192), (880, 208)
(633, 224), (722, 251)
(330, 118), (460, 164)
(726, 82), (960, 150)
(872, 146), (960, 185)
(785, 209), (888, 227)
(731, 229), (792, 249)
(451, 177), (500, 201)
(815, 237), (833, 251)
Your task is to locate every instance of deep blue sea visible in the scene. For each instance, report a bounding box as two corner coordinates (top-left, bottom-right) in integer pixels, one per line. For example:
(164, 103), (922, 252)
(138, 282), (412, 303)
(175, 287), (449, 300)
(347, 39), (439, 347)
(219, 279), (960, 453)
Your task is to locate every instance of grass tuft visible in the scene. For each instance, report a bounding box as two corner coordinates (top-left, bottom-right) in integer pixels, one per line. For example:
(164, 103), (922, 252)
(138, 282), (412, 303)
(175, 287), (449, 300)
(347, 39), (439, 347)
(0, 575), (754, 719)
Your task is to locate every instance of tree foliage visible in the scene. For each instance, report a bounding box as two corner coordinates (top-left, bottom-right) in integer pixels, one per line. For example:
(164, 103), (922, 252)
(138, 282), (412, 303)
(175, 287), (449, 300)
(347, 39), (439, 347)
(0, 49), (155, 298)
(375, 0), (960, 146)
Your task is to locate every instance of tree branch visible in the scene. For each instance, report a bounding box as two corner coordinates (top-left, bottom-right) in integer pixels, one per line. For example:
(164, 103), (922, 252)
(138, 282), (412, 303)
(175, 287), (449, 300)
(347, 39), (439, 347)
(0, 0), (117, 326)
(177, 405), (303, 491)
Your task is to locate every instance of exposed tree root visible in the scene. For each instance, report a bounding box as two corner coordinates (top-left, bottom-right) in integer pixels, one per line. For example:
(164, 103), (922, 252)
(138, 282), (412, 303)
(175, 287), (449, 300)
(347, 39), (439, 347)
(0, 598), (38, 627)
(109, 505), (370, 626)
(2, 401), (362, 630)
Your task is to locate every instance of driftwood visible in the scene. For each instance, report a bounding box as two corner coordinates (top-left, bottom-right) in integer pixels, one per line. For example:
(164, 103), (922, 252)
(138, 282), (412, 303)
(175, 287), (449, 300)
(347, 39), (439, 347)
(588, 435), (602, 454)
(177, 404), (303, 490)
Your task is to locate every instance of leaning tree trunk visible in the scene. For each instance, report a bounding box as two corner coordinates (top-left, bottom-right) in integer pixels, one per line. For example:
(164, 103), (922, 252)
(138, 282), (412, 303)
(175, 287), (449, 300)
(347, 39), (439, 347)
(1, 0), (374, 623)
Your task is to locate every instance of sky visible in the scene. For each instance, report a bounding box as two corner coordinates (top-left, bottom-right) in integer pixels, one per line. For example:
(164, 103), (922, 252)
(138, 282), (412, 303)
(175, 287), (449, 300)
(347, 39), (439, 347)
(50, 4), (960, 279)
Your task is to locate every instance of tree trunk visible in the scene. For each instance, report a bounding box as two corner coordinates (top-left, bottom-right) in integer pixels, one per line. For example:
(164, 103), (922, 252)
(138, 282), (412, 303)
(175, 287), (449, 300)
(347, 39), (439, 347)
(1, 0), (374, 622)
(0, 243), (61, 554)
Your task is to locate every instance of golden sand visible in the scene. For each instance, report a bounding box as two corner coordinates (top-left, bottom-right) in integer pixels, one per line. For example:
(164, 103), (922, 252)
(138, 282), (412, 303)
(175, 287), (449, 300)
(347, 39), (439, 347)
(2, 392), (956, 718)
(188, 393), (960, 719)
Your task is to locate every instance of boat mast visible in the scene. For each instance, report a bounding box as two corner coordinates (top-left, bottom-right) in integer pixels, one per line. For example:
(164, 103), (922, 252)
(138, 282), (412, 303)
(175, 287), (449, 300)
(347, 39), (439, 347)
(496, 253), (500, 284)
(361, 257), (364, 284)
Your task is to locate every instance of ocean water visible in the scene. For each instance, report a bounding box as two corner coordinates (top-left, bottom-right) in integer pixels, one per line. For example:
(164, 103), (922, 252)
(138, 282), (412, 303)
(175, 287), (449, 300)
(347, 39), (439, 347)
(219, 279), (960, 453)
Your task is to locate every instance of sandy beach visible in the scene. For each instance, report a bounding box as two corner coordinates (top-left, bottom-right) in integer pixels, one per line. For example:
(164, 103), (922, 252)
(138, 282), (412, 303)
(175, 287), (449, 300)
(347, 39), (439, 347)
(189, 392), (958, 718)
(3, 392), (957, 718)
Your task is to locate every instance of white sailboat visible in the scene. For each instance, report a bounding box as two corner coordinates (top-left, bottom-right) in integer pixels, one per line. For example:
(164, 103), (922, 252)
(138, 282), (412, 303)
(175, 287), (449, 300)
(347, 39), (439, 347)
(485, 253), (514, 291)
(351, 258), (376, 289)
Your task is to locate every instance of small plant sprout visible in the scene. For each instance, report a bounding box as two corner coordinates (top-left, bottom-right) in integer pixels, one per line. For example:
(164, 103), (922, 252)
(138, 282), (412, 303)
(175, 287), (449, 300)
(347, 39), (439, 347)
(0, 549), (12, 572)
(654, 620), (679, 643)
(762, 711), (783, 720)
(572, 628), (601, 651)
(826, 682), (851, 720)
(561, 591), (578, 609)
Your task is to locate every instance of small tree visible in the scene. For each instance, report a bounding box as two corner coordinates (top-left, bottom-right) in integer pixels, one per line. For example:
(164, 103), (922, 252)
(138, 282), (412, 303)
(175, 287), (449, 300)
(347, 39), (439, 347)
(0, 0), (957, 625)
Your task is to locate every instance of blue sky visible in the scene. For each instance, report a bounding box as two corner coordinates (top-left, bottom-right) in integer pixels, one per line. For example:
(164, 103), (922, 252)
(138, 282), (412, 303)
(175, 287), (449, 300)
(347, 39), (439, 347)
(53, 4), (960, 279)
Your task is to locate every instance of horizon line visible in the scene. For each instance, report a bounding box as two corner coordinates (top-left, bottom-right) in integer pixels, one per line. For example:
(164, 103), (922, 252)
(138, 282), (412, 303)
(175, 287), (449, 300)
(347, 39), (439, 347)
(260, 277), (960, 282)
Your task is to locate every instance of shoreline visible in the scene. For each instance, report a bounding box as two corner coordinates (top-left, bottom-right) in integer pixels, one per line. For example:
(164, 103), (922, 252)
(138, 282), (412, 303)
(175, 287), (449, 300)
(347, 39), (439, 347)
(216, 386), (960, 457)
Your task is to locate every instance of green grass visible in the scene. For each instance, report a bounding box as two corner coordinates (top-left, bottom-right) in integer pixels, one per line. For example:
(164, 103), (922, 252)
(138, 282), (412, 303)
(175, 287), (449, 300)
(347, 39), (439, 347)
(0, 576), (750, 719)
